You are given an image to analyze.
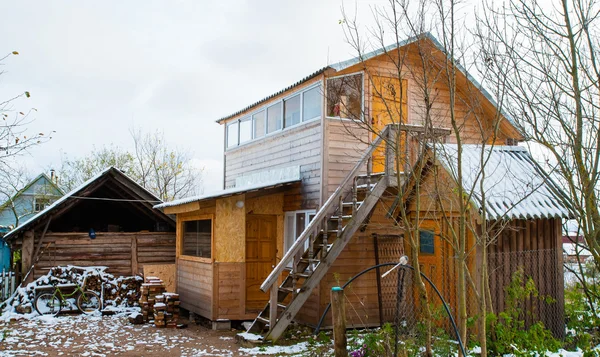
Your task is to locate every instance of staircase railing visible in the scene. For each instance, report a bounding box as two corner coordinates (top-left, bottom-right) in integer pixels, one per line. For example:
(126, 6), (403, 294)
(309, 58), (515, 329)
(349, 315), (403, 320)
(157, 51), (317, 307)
(260, 125), (396, 294)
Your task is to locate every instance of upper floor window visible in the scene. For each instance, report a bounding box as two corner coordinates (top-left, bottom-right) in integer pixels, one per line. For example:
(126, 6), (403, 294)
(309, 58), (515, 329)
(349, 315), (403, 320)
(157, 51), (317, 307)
(226, 122), (238, 149)
(267, 102), (283, 134)
(253, 111), (265, 139)
(326, 73), (363, 120)
(303, 86), (321, 121)
(239, 117), (252, 144)
(33, 197), (50, 212)
(284, 94), (301, 128)
(225, 84), (322, 149)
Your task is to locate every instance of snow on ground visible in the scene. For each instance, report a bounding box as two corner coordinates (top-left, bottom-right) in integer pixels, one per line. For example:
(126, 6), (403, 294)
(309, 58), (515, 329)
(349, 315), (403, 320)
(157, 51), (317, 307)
(0, 312), (310, 356)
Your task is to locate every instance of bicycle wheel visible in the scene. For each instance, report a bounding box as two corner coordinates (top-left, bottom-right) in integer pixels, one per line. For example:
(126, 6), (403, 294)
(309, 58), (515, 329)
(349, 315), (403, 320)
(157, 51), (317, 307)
(35, 293), (61, 316)
(76, 291), (102, 314)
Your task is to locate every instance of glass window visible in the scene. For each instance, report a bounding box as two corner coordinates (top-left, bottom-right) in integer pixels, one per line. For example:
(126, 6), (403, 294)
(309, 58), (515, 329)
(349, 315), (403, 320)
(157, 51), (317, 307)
(182, 219), (212, 258)
(284, 211), (315, 267)
(253, 111), (265, 139)
(267, 102), (282, 134)
(284, 95), (301, 128)
(303, 86), (321, 121)
(326, 74), (363, 120)
(419, 230), (435, 254)
(226, 122), (238, 148)
(34, 197), (50, 212)
(239, 117), (252, 144)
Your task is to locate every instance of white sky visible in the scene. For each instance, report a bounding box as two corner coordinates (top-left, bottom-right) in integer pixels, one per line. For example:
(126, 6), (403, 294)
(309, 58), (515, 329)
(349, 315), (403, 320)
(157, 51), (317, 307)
(0, 0), (390, 191)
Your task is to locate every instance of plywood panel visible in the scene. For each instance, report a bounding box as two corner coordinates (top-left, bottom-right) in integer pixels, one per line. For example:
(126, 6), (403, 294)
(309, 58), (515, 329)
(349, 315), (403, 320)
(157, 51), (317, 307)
(215, 195), (246, 263)
(143, 264), (176, 292)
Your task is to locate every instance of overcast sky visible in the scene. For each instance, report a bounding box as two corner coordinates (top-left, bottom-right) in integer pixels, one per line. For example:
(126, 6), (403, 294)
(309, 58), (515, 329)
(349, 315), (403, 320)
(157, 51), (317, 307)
(0, 1), (389, 191)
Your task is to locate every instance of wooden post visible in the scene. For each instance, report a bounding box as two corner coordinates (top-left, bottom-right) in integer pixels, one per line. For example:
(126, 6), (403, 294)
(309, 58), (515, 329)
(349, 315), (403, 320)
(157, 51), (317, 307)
(269, 285), (278, 328)
(131, 235), (138, 276)
(21, 230), (34, 283)
(331, 286), (348, 357)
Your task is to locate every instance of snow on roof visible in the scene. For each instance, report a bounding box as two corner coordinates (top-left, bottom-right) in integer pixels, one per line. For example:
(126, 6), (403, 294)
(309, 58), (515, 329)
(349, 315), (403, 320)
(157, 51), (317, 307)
(435, 144), (571, 221)
(154, 176), (301, 209)
(4, 167), (163, 240)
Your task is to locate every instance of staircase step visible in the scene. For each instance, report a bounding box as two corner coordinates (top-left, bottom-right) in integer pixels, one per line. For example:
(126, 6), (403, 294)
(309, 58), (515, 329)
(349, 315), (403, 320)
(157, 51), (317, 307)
(279, 286), (304, 294)
(329, 215), (353, 220)
(342, 201), (363, 207)
(291, 272), (312, 279)
(256, 316), (270, 325)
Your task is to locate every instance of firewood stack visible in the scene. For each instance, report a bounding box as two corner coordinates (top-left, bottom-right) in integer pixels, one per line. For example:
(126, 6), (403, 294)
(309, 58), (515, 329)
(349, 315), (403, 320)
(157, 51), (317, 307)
(139, 276), (166, 323)
(152, 292), (180, 328)
(84, 275), (103, 291)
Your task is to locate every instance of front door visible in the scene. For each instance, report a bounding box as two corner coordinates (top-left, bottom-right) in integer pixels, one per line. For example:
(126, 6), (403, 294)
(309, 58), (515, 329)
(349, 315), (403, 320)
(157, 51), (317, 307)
(371, 76), (408, 173)
(245, 214), (277, 312)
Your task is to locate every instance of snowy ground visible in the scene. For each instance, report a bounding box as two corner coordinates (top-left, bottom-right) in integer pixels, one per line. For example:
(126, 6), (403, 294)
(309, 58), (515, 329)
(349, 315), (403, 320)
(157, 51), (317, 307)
(0, 312), (310, 357)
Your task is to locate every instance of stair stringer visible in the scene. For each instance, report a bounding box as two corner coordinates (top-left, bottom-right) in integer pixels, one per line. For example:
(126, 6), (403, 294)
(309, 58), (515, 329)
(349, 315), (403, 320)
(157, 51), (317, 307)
(263, 177), (389, 341)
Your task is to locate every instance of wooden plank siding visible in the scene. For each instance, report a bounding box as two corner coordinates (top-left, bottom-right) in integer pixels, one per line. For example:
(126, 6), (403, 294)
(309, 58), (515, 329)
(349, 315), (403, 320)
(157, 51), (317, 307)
(178, 257), (213, 319)
(325, 119), (369, 196)
(224, 120), (322, 210)
(31, 232), (175, 279)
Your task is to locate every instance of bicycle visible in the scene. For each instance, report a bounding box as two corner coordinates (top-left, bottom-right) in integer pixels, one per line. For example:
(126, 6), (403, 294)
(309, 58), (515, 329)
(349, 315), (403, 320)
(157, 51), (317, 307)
(34, 278), (102, 316)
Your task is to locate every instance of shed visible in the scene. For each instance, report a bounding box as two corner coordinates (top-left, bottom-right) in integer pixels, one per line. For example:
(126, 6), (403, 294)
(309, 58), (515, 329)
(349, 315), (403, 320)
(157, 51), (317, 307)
(4, 167), (176, 279)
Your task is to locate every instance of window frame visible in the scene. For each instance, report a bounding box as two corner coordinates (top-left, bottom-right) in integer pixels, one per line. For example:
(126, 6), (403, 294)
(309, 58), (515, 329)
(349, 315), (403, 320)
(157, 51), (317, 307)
(239, 116), (252, 144)
(284, 210), (316, 267)
(224, 82), (323, 150)
(33, 196), (50, 212)
(226, 121), (239, 149)
(418, 229), (435, 255)
(178, 214), (214, 263)
(325, 71), (365, 121)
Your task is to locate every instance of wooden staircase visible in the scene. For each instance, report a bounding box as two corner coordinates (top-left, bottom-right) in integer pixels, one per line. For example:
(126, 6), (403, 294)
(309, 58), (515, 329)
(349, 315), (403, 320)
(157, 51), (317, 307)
(246, 125), (404, 341)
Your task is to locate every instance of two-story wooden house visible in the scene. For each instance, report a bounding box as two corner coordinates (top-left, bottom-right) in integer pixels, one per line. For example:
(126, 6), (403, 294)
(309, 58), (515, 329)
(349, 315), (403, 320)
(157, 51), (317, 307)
(156, 33), (569, 339)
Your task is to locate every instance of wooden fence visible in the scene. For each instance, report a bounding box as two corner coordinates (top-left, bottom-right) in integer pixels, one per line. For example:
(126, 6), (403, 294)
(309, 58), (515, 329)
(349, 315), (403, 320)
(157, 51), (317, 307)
(1, 269), (18, 301)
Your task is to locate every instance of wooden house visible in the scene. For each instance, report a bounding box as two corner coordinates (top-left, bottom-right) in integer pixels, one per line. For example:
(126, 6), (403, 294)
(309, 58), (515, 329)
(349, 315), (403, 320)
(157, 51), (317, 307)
(4, 167), (176, 280)
(156, 33), (569, 338)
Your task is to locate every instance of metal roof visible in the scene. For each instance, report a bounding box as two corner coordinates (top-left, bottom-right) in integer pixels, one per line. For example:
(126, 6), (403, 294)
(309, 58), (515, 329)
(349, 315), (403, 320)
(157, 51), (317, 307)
(216, 32), (518, 133)
(434, 144), (571, 220)
(154, 177), (300, 209)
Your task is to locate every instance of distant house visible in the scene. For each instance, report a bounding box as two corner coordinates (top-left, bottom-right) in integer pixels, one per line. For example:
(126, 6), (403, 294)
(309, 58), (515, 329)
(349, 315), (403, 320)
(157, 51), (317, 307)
(4, 167), (176, 280)
(0, 172), (64, 228)
(563, 235), (591, 263)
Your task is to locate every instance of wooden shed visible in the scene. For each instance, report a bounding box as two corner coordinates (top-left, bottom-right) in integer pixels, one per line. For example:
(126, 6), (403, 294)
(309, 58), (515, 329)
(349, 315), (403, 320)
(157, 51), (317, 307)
(4, 167), (176, 279)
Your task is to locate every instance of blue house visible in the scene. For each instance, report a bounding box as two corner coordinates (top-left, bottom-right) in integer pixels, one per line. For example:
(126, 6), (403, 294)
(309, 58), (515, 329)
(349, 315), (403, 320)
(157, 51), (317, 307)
(0, 173), (64, 270)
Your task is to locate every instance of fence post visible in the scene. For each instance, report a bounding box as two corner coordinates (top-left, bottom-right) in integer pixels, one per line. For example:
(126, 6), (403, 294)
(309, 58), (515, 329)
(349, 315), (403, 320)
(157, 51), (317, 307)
(331, 286), (347, 357)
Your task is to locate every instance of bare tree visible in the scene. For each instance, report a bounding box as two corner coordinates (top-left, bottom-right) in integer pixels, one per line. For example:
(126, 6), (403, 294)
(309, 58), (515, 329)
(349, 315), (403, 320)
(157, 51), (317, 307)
(478, 0), (600, 310)
(59, 128), (202, 201)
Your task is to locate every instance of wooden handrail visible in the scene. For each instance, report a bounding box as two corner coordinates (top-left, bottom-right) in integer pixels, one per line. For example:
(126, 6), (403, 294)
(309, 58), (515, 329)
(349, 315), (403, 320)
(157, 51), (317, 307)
(260, 125), (392, 293)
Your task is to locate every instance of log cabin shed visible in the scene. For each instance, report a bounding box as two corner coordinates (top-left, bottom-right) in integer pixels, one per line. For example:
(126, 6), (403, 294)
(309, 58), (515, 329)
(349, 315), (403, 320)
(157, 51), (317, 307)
(157, 33), (570, 339)
(4, 167), (176, 280)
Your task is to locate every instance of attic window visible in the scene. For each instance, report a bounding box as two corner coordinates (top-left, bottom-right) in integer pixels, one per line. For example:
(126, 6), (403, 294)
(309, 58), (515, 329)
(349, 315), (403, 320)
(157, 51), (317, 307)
(327, 73), (363, 120)
(33, 197), (50, 212)
(267, 102), (283, 134)
(226, 122), (239, 148)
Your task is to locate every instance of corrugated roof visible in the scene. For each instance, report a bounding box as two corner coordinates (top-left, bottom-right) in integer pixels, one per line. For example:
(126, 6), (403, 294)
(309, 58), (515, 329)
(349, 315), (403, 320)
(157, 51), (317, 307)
(434, 144), (571, 220)
(4, 167), (165, 240)
(154, 177), (300, 209)
(216, 33), (518, 133)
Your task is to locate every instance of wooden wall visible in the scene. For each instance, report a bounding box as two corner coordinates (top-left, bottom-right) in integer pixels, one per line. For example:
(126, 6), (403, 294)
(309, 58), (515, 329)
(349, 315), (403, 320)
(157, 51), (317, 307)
(33, 232), (175, 278)
(324, 119), (369, 197)
(178, 258), (213, 319)
(224, 120), (322, 210)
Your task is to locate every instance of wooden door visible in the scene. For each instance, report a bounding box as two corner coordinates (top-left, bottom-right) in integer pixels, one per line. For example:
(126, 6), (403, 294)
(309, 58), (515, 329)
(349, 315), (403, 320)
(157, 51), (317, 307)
(245, 214), (277, 312)
(371, 76), (408, 173)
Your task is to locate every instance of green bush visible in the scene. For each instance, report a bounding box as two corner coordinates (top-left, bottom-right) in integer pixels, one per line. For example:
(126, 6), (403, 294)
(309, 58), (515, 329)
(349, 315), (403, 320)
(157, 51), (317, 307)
(487, 268), (561, 356)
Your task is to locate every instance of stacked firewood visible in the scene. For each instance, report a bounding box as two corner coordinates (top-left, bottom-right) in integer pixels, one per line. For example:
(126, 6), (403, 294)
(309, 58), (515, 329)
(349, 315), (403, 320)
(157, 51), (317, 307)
(153, 293), (180, 328)
(2, 266), (143, 313)
(139, 276), (166, 323)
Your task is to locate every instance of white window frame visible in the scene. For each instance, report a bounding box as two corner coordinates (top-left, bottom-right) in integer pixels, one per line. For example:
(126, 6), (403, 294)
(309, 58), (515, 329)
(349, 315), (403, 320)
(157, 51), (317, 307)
(239, 116), (252, 144)
(324, 71), (365, 122)
(284, 210), (317, 267)
(226, 121), (239, 148)
(33, 196), (50, 212)
(225, 82), (323, 150)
